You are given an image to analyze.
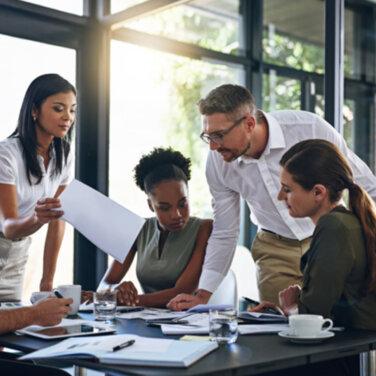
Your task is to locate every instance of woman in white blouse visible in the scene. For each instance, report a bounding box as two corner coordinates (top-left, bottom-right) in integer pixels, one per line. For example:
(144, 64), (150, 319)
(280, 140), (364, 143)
(0, 74), (76, 301)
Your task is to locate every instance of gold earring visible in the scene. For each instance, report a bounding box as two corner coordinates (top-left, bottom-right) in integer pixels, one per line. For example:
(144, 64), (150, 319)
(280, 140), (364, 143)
(32, 116), (37, 122)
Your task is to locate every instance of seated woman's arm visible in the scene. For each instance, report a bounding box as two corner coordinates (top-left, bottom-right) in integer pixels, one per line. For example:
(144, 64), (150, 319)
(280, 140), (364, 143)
(296, 217), (353, 318)
(137, 219), (213, 307)
(97, 244), (138, 305)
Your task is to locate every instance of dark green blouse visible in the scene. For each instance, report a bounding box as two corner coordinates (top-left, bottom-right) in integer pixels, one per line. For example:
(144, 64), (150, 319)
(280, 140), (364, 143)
(298, 206), (376, 330)
(135, 217), (202, 294)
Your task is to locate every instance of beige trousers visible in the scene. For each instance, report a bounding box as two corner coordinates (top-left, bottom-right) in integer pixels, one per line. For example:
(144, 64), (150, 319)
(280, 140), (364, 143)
(251, 230), (312, 305)
(0, 236), (31, 301)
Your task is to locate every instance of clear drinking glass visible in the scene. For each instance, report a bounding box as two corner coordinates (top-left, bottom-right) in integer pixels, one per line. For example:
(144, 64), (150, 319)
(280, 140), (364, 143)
(209, 308), (238, 345)
(94, 290), (117, 321)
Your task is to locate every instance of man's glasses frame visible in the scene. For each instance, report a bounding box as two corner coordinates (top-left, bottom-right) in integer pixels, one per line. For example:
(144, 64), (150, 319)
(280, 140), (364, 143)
(200, 116), (246, 146)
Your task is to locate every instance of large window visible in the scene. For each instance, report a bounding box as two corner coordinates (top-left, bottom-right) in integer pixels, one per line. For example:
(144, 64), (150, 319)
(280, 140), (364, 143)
(1, 0), (376, 294)
(109, 41), (241, 220)
(0, 34), (76, 299)
(263, 0), (325, 73)
(20, 0), (83, 15)
(124, 0), (243, 55)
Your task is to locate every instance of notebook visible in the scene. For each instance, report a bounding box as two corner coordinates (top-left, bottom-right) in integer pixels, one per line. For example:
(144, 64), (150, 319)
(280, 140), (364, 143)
(20, 334), (218, 368)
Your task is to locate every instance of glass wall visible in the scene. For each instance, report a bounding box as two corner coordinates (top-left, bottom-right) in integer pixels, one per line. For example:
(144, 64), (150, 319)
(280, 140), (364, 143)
(124, 0), (243, 55)
(263, 0), (325, 73)
(109, 41), (242, 219)
(111, 0), (147, 13)
(262, 72), (301, 112)
(0, 34), (76, 299)
(20, 0), (83, 15)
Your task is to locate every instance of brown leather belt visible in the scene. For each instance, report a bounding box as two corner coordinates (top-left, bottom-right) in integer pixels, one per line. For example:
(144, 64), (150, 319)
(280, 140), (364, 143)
(261, 228), (276, 235)
(0, 232), (26, 242)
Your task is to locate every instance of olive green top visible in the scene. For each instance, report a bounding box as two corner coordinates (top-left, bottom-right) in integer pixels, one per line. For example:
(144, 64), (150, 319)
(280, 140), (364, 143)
(136, 217), (202, 294)
(299, 206), (376, 330)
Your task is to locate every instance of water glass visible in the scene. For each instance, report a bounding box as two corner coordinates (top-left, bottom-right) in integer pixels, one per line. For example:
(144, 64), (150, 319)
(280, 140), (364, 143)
(209, 308), (238, 344)
(94, 290), (117, 321)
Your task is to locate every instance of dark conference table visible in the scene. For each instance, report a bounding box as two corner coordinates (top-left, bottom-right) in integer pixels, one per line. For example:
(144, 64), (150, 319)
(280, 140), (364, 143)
(0, 313), (376, 376)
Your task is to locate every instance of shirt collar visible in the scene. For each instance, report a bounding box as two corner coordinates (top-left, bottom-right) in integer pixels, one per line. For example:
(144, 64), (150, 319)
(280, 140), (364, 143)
(238, 110), (286, 164)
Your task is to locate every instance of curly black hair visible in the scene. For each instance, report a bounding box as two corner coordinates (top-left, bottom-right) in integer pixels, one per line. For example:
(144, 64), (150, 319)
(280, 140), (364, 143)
(134, 147), (191, 194)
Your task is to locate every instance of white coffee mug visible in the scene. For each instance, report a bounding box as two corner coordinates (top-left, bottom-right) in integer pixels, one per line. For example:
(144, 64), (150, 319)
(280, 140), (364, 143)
(289, 314), (333, 337)
(55, 285), (81, 315)
(30, 291), (53, 304)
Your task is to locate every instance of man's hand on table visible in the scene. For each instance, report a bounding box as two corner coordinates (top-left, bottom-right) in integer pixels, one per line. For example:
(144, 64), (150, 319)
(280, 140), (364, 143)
(32, 296), (73, 326)
(167, 289), (212, 311)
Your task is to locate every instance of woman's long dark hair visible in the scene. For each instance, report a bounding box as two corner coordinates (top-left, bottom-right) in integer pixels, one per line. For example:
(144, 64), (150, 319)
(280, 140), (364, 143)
(10, 74), (76, 185)
(280, 139), (376, 294)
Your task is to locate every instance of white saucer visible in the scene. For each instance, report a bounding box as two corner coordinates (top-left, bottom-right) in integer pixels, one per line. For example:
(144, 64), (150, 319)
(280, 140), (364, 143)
(278, 330), (335, 344)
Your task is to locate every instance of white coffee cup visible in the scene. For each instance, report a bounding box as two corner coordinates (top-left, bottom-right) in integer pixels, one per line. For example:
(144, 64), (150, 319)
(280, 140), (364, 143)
(55, 285), (81, 315)
(289, 314), (333, 337)
(30, 291), (54, 304)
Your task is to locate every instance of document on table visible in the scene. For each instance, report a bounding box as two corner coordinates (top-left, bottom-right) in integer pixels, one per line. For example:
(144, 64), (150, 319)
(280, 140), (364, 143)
(59, 179), (145, 263)
(20, 334), (218, 367)
(161, 314), (289, 336)
(116, 309), (188, 320)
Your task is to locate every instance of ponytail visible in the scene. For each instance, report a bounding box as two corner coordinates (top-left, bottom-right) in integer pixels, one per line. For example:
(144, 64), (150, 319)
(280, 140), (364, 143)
(348, 184), (376, 294)
(280, 139), (376, 295)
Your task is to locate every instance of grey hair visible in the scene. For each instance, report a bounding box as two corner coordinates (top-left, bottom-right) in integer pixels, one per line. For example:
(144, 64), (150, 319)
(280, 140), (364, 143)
(198, 84), (257, 117)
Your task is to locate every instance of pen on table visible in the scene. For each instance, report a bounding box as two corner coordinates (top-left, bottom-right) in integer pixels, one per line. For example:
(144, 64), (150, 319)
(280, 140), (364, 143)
(242, 296), (282, 316)
(112, 339), (135, 352)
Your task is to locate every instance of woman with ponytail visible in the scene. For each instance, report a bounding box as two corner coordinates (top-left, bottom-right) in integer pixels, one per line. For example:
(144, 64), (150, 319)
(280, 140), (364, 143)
(254, 139), (376, 330)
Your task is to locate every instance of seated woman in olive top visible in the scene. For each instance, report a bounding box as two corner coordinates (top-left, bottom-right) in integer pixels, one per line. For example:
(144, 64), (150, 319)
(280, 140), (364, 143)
(254, 139), (376, 330)
(98, 148), (212, 307)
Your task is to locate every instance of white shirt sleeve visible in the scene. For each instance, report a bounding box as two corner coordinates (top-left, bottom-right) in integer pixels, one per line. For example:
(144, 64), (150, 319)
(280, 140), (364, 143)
(0, 143), (16, 184)
(198, 152), (241, 292)
(313, 116), (376, 203)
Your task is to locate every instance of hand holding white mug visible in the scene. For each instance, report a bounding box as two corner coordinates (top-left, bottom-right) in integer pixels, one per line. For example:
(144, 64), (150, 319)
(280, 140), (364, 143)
(54, 285), (81, 315)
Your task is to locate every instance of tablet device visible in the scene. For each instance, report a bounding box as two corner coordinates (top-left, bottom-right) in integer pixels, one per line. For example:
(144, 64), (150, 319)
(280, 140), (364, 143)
(18, 322), (116, 340)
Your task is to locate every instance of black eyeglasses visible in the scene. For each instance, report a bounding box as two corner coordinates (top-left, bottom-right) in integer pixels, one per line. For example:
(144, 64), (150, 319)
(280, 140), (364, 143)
(200, 116), (246, 146)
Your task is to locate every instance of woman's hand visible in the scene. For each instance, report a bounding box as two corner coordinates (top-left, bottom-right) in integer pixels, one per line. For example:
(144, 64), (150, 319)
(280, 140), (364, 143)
(116, 281), (139, 306)
(249, 301), (284, 315)
(81, 291), (94, 304)
(34, 198), (64, 225)
(278, 284), (300, 316)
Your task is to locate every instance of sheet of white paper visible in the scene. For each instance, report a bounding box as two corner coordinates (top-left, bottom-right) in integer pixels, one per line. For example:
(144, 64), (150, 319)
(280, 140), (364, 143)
(116, 309), (184, 320)
(59, 179), (145, 263)
(238, 324), (289, 335)
(161, 324), (209, 335)
(162, 319), (289, 336)
(161, 313), (210, 335)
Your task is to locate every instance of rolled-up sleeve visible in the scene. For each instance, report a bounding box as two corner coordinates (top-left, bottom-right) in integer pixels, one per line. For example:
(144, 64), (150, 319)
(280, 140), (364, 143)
(0, 145), (16, 184)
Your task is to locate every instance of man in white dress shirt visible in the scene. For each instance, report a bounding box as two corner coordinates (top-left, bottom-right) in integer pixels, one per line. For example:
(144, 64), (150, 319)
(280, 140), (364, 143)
(168, 84), (376, 310)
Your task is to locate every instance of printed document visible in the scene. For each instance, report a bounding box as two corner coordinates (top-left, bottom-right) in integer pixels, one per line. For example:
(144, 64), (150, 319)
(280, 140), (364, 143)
(59, 179), (145, 263)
